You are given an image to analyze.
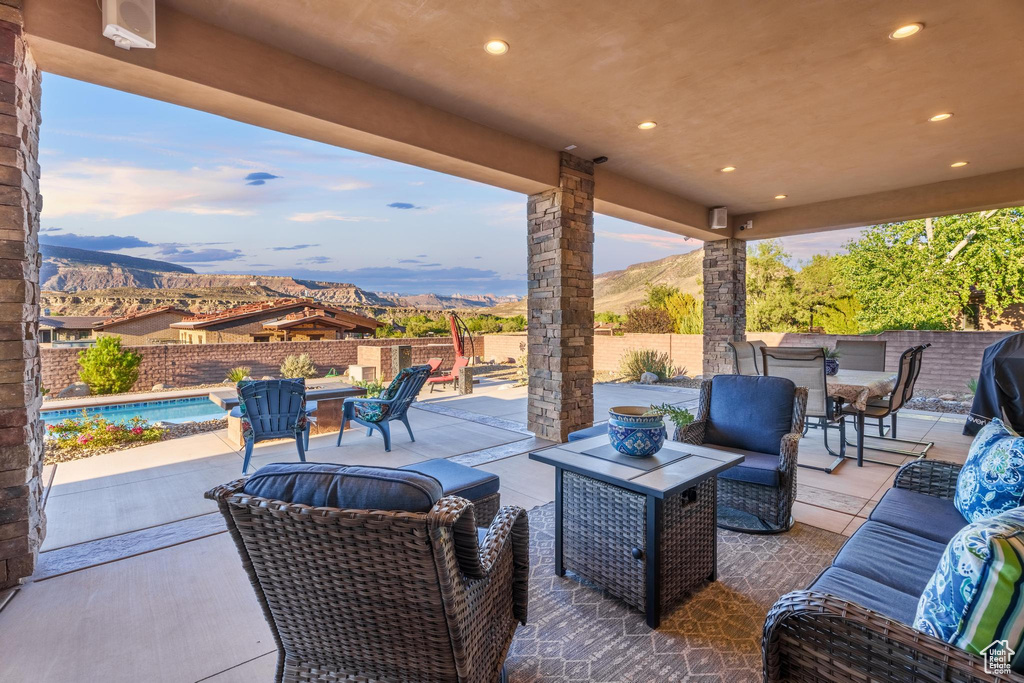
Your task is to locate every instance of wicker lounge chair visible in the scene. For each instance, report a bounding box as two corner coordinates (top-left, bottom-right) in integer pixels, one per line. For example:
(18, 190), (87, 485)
(206, 463), (529, 683)
(674, 375), (807, 533)
(338, 364), (431, 452)
(234, 378), (310, 474)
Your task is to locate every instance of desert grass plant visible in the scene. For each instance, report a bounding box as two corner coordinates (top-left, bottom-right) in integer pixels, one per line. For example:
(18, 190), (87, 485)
(353, 379), (384, 398)
(46, 412), (163, 461)
(281, 353), (318, 379)
(619, 348), (676, 382)
(77, 336), (142, 395)
(227, 366), (252, 383)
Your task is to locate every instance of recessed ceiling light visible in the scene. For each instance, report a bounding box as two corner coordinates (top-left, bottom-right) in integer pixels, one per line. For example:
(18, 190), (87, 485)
(950, 161), (969, 168)
(564, 144), (577, 151)
(929, 112), (953, 122)
(889, 23), (923, 40)
(720, 166), (736, 173)
(484, 40), (509, 55)
(637, 121), (657, 130)
(774, 194), (787, 200)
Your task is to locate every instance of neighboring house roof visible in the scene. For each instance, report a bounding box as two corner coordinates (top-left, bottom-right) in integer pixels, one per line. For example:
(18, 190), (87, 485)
(170, 299), (380, 331)
(39, 316), (106, 330)
(262, 310), (357, 331)
(94, 306), (190, 330)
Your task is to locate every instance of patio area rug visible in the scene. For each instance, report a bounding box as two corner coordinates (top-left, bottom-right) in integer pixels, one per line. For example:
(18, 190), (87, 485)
(506, 503), (846, 682)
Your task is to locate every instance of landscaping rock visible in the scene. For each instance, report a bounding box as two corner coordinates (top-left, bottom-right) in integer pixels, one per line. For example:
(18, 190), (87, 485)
(151, 383), (173, 391)
(938, 393), (956, 401)
(640, 372), (659, 385)
(57, 382), (90, 398)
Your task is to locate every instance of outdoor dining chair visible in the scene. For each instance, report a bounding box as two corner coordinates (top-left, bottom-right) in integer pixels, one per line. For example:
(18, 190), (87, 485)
(338, 364), (431, 452)
(846, 345), (933, 461)
(834, 339), (886, 371)
(235, 378), (310, 474)
(728, 340), (766, 375)
(206, 463), (529, 683)
(761, 346), (848, 473)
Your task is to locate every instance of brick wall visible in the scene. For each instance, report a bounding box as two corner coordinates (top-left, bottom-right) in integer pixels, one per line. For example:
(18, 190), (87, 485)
(484, 330), (1015, 393)
(42, 336), (481, 392)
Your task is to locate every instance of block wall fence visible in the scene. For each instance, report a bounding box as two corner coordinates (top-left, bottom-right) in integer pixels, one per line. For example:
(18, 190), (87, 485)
(483, 330), (1014, 394)
(41, 336), (481, 392)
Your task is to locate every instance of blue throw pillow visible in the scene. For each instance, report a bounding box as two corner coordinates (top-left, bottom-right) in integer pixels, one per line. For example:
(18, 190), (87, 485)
(955, 419), (1024, 523)
(914, 506), (1024, 672)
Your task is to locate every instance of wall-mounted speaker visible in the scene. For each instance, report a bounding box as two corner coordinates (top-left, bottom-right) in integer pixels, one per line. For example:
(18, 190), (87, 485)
(103, 0), (156, 50)
(708, 206), (728, 230)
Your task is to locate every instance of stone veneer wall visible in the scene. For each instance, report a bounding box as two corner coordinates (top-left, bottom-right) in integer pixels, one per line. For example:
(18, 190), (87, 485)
(526, 153), (594, 442)
(41, 336), (481, 393)
(485, 330), (1014, 395)
(702, 238), (746, 377)
(0, 1), (42, 589)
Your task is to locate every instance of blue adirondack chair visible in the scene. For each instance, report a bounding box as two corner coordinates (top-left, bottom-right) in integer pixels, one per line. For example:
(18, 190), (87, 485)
(235, 378), (310, 474)
(338, 365), (432, 452)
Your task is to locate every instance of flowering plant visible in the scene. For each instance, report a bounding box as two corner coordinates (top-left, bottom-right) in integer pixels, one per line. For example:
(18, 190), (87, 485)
(47, 411), (163, 454)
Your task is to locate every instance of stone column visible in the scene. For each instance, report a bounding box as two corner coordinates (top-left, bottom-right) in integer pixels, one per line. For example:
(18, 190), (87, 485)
(702, 238), (746, 377)
(526, 153), (594, 442)
(0, 1), (43, 590)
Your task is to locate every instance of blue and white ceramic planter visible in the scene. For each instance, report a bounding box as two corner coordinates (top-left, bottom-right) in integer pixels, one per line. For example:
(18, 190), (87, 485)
(607, 406), (666, 457)
(825, 358), (840, 376)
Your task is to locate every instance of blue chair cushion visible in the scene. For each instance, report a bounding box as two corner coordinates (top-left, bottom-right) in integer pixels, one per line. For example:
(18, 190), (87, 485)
(869, 487), (968, 545)
(832, 521), (946, 596)
(955, 418), (1024, 523)
(400, 458), (499, 501)
(717, 452), (780, 487)
(914, 506), (1024, 671)
(706, 375), (795, 456)
(243, 462), (443, 512)
(809, 566), (919, 625)
(568, 423), (608, 442)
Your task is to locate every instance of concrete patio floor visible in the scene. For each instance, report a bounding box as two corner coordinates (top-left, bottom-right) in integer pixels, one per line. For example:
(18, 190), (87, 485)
(0, 379), (976, 682)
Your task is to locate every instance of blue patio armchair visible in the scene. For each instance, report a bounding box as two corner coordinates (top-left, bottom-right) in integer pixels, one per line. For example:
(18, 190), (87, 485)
(235, 378), (310, 474)
(338, 365), (432, 452)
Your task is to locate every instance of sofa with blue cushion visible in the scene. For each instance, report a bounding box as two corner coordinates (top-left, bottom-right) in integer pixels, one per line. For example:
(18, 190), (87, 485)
(763, 458), (1024, 682)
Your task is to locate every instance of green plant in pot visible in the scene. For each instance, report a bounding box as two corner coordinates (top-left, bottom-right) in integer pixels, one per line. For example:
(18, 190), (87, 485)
(647, 403), (695, 441)
(823, 347), (841, 376)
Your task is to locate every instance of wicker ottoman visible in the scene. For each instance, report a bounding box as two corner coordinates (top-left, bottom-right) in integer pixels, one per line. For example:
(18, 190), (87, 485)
(531, 437), (743, 627)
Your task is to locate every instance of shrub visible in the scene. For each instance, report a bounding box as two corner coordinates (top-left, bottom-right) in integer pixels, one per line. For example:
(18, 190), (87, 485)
(647, 403), (695, 430)
(226, 366), (251, 383)
(77, 336), (142, 395)
(514, 354), (529, 387)
(967, 378), (978, 395)
(622, 306), (674, 334)
(619, 348), (676, 382)
(47, 412), (163, 457)
(664, 292), (703, 334)
(281, 353), (318, 379)
(353, 379), (384, 398)
(502, 315), (527, 333)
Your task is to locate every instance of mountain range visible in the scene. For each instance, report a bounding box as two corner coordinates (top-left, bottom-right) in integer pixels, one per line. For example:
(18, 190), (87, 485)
(39, 245), (521, 316)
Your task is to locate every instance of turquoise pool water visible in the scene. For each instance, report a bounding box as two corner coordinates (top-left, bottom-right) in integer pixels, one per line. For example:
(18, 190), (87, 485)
(42, 396), (228, 427)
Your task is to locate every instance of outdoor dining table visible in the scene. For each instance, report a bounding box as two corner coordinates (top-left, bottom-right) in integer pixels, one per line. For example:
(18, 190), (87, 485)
(825, 368), (898, 469)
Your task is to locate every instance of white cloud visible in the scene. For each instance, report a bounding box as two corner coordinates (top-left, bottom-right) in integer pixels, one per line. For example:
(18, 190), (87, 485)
(41, 160), (276, 219)
(329, 180), (372, 191)
(597, 230), (699, 249)
(287, 211), (387, 223)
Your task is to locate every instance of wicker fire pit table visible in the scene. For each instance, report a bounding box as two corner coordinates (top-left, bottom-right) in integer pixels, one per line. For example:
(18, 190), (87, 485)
(530, 435), (743, 628)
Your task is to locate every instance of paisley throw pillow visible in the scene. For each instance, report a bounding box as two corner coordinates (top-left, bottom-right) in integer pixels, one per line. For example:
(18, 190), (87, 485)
(955, 419), (1024, 523)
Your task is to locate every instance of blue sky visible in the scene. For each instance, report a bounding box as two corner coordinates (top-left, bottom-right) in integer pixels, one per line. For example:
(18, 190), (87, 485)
(39, 75), (859, 295)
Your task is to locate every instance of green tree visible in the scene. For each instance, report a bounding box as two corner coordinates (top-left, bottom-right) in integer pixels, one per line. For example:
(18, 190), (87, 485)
(746, 240), (801, 332)
(842, 209), (1024, 330)
(594, 311), (624, 324)
(643, 283), (680, 310)
(793, 254), (861, 334)
(664, 291), (703, 334)
(77, 336), (142, 395)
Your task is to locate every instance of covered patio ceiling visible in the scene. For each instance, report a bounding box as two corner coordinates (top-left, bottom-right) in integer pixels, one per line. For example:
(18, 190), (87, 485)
(25, 0), (1024, 239)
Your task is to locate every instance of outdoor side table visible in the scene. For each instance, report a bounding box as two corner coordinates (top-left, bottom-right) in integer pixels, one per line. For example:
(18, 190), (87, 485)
(530, 436), (743, 628)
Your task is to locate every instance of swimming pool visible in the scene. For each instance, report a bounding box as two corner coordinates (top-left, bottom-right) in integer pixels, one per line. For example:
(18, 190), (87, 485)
(42, 396), (228, 427)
